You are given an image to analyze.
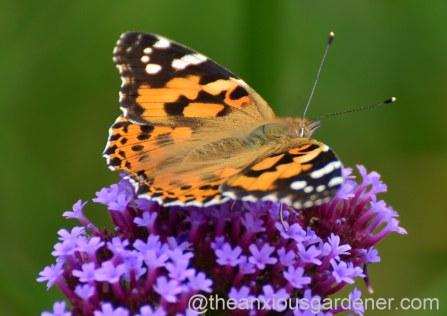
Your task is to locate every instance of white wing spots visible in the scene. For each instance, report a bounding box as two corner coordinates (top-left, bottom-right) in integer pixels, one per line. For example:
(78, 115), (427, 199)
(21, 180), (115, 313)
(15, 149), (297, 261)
(316, 185), (326, 192)
(328, 176), (344, 187)
(321, 144), (330, 151)
(310, 161), (342, 179)
(293, 201), (302, 209)
(120, 107), (129, 117)
(140, 55), (150, 63)
(171, 53), (207, 70)
(241, 195), (258, 202)
(143, 47), (153, 54)
(203, 196), (230, 207)
(145, 63), (162, 74)
(153, 37), (171, 49)
(303, 201), (314, 208)
(291, 180), (307, 190)
(304, 186), (314, 193)
(223, 191), (237, 200)
(261, 193), (279, 202)
(280, 195), (293, 205)
(120, 76), (130, 88)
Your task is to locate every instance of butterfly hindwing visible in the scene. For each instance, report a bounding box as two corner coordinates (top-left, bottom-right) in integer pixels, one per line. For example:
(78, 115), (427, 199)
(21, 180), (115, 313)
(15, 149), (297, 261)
(221, 142), (344, 209)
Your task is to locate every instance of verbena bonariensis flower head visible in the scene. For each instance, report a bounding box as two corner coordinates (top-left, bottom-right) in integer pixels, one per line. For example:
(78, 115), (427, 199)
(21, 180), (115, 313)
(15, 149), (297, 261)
(38, 165), (406, 316)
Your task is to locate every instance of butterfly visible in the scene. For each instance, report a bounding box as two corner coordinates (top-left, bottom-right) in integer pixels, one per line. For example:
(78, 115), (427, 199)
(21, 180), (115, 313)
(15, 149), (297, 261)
(103, 32), (344, 209)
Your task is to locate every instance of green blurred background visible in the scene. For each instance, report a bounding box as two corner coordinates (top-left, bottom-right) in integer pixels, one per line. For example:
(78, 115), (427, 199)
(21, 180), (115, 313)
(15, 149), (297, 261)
(1, 0), (446, 315)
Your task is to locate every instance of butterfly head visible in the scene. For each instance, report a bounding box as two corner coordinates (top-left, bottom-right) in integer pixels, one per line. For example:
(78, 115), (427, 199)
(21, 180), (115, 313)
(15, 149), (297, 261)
(286, 117), (320, 138)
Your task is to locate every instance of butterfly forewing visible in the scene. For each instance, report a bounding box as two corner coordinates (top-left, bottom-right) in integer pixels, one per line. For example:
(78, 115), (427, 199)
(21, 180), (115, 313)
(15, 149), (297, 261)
(113, 32), (274, 123)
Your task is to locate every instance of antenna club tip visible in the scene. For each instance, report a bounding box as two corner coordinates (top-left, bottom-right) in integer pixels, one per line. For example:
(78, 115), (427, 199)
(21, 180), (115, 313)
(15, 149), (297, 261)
(385, 97), (397, 104)
(328, 31), (335, 44)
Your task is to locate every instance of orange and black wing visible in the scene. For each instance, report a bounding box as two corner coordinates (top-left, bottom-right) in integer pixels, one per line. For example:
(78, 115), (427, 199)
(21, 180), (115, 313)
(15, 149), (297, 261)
(104, 32), (275, 206)
(112, 32), (274, 124)
(221, 142), (344, 209)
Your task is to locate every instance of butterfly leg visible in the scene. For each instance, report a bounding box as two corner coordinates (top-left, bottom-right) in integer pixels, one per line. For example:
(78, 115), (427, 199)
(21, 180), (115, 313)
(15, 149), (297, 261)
(230, 199), (238, 211)
(279, 203), (288, 230)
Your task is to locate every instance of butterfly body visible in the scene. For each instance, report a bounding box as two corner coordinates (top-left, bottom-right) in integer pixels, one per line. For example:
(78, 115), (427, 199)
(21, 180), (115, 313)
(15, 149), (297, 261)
(104, 32), (344, 209)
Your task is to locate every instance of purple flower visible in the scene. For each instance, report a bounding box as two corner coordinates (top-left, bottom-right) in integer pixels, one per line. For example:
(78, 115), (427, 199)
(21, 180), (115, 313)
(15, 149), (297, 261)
(167, 248), (194, 265)
(72, 262), (96, 283)
(322, 234), (351, 259)
(248, 243), (278, 269)
(187, 271), (213, 292)
(63, 200), (87, 221)
(134, 235), (162, 254)
(39, 165), (405, 315)
(42, 301), (71, 316)
(298, 244), (322, 266)
(122, 251), (146, 279)
(153, 276), (183, 303)
(136, 305), (166, 316)
(349, 288), (365, 316)
(283, 266), (311, 289)
(142, 249), (169, 269)
(229, 286), (252, 301)
(276, 222), (307, 242)
(277, 247), (296, 266)
(258, 285), (289, 312)
(134, 211), (158, 229)
(215, 242), (242, 267)
(75, 284), (95, 300)
(107, 237), (130, 258)
(94, 261), (126, 283)
(77, 236), (104, 256)
(210, 236), (226, 250)
(362, 247), (381, 263)
(57, 227), (85, 242)
(241, 212), (265, 233)
(166, 260), (195, 281)
(238, 255), (256, 275)
(331, 260), (364, 284)
(93, 303), (129, 316)
(37, 262), (64, 289)
(93, 179), (134, 212)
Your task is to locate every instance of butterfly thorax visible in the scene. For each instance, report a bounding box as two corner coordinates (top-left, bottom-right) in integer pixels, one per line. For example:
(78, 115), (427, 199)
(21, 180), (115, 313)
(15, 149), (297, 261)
(245, 117), (320, 144)
(185, 118), (320, 162)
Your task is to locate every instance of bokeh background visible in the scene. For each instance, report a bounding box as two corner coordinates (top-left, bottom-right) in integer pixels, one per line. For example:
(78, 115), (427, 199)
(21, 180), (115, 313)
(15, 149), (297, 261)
(1, 0), (446, 315)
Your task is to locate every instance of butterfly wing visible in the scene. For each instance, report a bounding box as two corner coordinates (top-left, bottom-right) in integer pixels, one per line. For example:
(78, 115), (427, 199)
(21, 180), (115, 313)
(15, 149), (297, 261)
(104, 32), (276, 205)
(221, 141), (344, 209)
(113, 32), (274, 123)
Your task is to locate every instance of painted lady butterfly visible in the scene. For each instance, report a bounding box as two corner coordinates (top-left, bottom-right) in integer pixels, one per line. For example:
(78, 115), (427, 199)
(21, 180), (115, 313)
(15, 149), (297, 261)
(104, 32), (344, 209)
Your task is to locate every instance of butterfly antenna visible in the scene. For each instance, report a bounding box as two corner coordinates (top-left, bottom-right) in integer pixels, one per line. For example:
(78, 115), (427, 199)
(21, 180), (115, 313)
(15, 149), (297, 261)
(317, 97), (397, 120)
(302, 31), (335, 119)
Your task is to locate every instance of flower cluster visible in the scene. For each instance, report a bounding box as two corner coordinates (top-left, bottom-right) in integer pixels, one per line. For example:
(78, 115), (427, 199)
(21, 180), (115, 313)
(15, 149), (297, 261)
(38, 165), (406, 315)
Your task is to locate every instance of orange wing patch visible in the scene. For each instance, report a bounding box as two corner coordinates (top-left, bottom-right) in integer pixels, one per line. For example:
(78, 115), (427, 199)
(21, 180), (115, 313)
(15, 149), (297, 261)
(104, 116), (194, 174)
(134, 75), (250, 119)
